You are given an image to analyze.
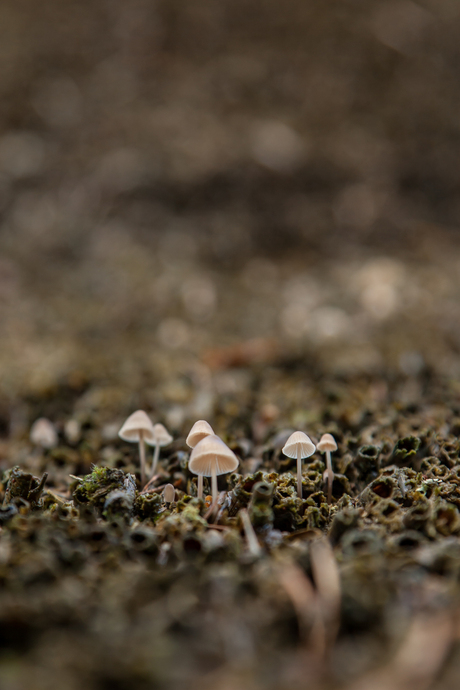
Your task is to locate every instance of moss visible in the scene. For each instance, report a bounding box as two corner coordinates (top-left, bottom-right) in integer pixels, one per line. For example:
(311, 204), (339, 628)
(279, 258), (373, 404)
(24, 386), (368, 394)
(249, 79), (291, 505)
(134, 492), (163, 521)
(248, 481), (274, 530)
(72, 466), (127, 509)
(392, 436), (421, 465)
(354, 445), (380, 484)
(3, 466), (48, 509)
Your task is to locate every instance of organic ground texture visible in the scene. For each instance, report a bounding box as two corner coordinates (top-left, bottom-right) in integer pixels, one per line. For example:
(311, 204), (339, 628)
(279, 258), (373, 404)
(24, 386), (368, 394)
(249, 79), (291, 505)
(2, 1), (460, 689)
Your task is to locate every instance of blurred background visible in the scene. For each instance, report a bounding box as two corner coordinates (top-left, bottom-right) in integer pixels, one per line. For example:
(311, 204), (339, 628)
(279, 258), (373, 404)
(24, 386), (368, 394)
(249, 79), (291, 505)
(1, 0), (460, 410)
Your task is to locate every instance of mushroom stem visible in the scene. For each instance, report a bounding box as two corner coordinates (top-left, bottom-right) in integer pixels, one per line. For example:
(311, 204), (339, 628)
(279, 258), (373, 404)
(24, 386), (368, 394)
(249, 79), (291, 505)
(151, 442), (160, 478)
(197, 475), (203, 499)
(138, 430), (146, 486)
(326, 450), (334, 504)
(297, 445), (302, 499)
(211, 463), (218, 504)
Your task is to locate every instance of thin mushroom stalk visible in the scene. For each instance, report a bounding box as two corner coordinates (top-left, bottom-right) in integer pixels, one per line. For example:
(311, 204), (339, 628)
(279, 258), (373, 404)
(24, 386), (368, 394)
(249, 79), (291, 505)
(197, 475), (203, 499)
(151, 442), (160, 478)
(325, 450), (333, 504)
(147, 423), (173, 481)
(297, 446), (302, 499)
(282, 431), (316, 501)
(316, 434), (338, 505)
(188, 434), (239, 507)
(211, 462), (218, 504)
(138, 430), (146, 487)
(118, 410), (155, 488)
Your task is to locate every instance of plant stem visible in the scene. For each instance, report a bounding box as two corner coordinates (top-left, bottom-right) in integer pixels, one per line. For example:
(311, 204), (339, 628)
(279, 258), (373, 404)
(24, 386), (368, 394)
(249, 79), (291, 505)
(297, 446), (302, 499)
(211, 464), (218, 504)
(138, 430), (146, 487)
(151, 443), (160, 478)
(326, 450), (333, 504)
(197, 475), (203, 499)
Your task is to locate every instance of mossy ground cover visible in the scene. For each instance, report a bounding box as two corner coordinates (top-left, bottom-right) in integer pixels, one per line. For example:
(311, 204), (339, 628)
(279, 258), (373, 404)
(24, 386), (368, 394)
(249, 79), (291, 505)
(2, 365), (460, 690)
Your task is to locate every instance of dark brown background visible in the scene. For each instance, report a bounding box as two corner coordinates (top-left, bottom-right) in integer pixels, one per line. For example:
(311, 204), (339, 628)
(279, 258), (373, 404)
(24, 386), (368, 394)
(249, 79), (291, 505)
(0, 0), (460, 421)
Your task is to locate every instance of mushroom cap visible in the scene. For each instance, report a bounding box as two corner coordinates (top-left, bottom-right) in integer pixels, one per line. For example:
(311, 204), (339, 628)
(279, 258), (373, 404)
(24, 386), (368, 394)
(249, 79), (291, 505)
(118, 410), (155, 443)
(316, 433), (337, 453)
(163, 483), (175, 503)
(189, 434), (239, 477)
(282, 431), (316, 459)
(186, 419), (214, 448)
(30, 418), (58, 449)
(146, 423), (173, 447)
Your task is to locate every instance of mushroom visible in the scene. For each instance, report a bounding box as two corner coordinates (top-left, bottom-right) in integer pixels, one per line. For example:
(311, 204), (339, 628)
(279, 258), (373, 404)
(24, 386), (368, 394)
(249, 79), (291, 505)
(189, 434), (239, 504)
(30, 418), (58, 449)
(119, 410), (155, 486)
(147, 423), (173, 478)
(282, 431), (316, 499)
(186, 419), (215, 498)
(162, 483), (175, 507)
(317, 433), (337, 505)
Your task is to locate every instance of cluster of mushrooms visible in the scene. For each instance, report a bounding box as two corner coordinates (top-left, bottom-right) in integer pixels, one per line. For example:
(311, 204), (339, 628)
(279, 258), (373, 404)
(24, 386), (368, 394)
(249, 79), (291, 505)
(119, 410), (338, 504)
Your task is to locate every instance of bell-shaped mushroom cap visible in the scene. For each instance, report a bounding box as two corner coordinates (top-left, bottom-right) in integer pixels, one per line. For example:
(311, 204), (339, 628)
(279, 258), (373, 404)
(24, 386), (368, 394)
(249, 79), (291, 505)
(30, 418), (58, 449)
(163, 483), (175, 503)
(186, 419), (214, 448)
(189, 435), (239, 477)
(316, 433), (337, 453)
(282, 431), (316, 459)
(119, 410), (155, 443)
(146, 423), (173, 447)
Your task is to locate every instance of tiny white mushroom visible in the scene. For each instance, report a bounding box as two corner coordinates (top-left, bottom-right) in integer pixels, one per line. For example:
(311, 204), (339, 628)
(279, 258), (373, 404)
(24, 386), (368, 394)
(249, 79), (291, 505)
(282, 431), (316, 499)
(119, 410), (155, 486)
(163, 483), (175, 506)
(30, 418), (58, 449)
(189, 434), (239, 504)
(317, 433), (338, 505)
(186, 419), (215, 498)
(64, 419), (81, 444)
(147, 423), (173, 478)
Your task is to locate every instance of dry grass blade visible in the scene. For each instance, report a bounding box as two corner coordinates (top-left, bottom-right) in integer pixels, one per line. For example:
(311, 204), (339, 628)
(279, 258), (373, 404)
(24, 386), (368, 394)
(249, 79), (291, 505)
(239, 508), (262, 557)
(276, 560), (326, 659)
(310, 538), (341, 648)
(347, 612), (454, 690)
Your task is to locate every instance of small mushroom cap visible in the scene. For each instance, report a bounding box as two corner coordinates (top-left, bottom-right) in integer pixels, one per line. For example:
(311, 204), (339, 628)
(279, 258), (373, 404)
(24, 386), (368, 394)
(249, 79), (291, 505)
(316, 433), (337, 453)
(163, 483), (175, 503)
(189, 434), (239, 477)
(186, 419), (214, 448)
(119, 410), (155, 443)
(282, 431), (316, 459)
(30, 418), (58, 449)
(146, 423), (173, 447)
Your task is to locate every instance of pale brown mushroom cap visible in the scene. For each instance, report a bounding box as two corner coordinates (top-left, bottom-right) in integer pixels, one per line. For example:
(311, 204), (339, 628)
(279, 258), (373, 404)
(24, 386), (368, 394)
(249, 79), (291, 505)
(282, 431), (316, 459)
(146, 423), (173, 447)
(118, 410), (155, 443)
(189, 434), (239, 477)
(30, 418), (58, 449)
(163, 483), (175, 503)
(316, 433), (337, 453)
(186, 419), (214, 448)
